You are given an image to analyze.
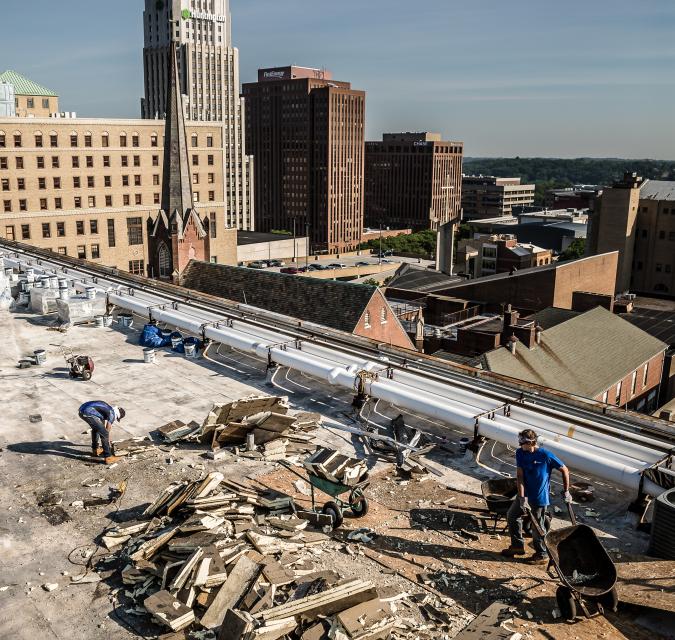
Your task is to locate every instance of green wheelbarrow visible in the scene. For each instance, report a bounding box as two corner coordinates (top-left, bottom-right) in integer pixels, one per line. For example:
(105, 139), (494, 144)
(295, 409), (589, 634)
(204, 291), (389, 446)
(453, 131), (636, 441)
(280, 461), (370, 529)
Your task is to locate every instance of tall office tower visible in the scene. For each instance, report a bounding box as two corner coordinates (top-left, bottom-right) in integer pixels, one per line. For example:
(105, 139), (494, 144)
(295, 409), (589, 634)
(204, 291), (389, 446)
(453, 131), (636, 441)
(242, 66), (366, 255)
(142, 0), (254, 230)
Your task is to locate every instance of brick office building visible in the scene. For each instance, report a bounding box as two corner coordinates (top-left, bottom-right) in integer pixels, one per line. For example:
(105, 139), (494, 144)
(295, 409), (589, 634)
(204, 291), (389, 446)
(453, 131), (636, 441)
(462, 176), (535, 220)
(242, 66), (365, 255)
(0, 70), (59, 118)
(364, 132), (463, 231)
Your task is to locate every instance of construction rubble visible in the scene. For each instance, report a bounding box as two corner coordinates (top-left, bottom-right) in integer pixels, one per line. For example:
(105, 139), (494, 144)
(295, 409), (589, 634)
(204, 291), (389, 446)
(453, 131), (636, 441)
(94, 469), (476, 640)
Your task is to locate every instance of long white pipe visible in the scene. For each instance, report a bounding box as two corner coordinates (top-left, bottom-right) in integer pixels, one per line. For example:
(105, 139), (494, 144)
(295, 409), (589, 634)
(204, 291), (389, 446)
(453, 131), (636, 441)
(3, 252), (669, 495)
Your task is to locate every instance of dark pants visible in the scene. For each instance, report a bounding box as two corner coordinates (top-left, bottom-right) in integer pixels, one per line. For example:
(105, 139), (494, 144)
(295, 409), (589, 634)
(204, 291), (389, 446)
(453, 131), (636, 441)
(507, 499), (547, 555)
(79, 412), (112, 457)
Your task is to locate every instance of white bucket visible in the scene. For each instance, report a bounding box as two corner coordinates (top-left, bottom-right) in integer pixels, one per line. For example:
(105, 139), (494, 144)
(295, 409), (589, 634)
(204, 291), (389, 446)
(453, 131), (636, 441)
(58, 278), (68, 289)
(33, 349), (47, 365)
(49, 276), (59, 289)
(184, 341), (197, 358)
(24, 281), (34, 291)
(25, 268), (35, 282)
(118, 314), (133, 328)
(95, 315), (105, 328)
(85, 287), (96, 300)
(102, 315), (113, 327)
(143, 348), (156, 364)
(18, 291), (29, 305)
(170, 335), (183, 349)
(4, 267), (13, 277)
(58, 287), (69, 301)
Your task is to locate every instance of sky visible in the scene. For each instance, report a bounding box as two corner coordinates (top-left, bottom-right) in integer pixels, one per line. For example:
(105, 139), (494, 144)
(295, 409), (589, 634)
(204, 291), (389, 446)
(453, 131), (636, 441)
(2, 0), (674, 158)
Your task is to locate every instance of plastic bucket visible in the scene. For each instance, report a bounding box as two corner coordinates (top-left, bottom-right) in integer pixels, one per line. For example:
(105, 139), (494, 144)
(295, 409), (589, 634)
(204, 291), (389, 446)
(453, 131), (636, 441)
(18, 291), (29, 305)
(183, 337), (198, 358)
(58, 287), (69, 301)
(33, 278), (44, 288)
(25, 268), (35, 282)
(95, 315), (105, 328)
(170, 333), (183, 349)
(24, 281), (34, 291)
(118, 313), (133, 328)
(49, 276), (59, 289)
(143, 348), (156, 364)
(4, 267), (13, 277)
(458, 437), (471, 455)
(85, 287), (96, 300)
(33, 349), (47, 365)
(102, 315), (113, 327)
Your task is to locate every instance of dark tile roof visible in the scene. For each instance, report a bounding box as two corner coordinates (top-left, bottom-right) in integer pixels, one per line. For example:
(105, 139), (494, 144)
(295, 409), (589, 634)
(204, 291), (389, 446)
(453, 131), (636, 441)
(237, 231), (295, 245)
(621, 307), (675, 347)
(180, 260), (376, 333)
(525, 307), (580, 330)
(386, 264), (463, 293)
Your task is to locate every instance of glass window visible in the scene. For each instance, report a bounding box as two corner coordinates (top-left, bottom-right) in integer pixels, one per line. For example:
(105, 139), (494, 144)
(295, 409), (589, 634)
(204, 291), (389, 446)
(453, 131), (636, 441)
(121, 155), (128, 167)
(107, 219), (116, 247)
(3, 200), (11, 212)
(134, 175), (141, 186)
(151, 134), (158, 147)
(207, 154), (214, 166)
(135, 193), (142, 205)
(104, 176), (111, 187)
(38, 177), (46, 189)
(70, 134), (78, 147)
(87, 176), (95, 188)
(74, 196), (82, 209)
(77, 245), (86, 259)
(132, 134), (139, 148)
(102, 134), (109, 148)
(90, 220), (98, 234)
(54, 197), (62, 210)
(16, 157), (23, 169)
(49, 134), (58, 147)
(76, 220), (84, 235)
(35, 134), (43, 147)
(36, 156), (44, 169)
(73, 177), (80, 188)
(72, 156), (79, 168)
(14, 134), (22, 147)
(127, 217), (143, 245)
(42, 222), (51, 238)
(84, 134), (92, 148)
(88, 195), (96, 208)
(120, 134), (127, 147)
(128, 259), (145, 275)
(210, 212), (216, 238)
(56, 222), (65, 237)
(86, 156), (93, 168)
(19, 199), (26, 212)
(133, 155), (140, 167)
(91, 244), (100, 259)
(192, 154), (199, 166)
(152, 155), (159, 166)
(103, 155), (110, 167)
(53, 177), (61, 189)
(21, 224), (30, 239)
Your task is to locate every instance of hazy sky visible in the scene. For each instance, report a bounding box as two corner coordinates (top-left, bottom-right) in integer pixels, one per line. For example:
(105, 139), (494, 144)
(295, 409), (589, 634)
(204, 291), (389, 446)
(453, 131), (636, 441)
(2, 0), (674, 158)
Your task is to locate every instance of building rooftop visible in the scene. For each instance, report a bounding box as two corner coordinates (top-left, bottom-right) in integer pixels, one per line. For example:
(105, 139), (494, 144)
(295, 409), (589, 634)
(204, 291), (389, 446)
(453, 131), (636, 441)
(180, 260), (376, 333)
(640, 179), (675, 202)
(0, 69), (57, 96)
(621, 304), (675, 347)
(525, 306), (580, 330)
(236, 230), (298, 245)
(385, 263), (463, 293)
(481, 306), (668, 399)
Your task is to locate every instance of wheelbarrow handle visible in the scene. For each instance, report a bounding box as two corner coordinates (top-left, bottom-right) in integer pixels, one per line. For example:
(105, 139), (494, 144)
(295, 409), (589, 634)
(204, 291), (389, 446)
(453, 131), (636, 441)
(566, 502), (577, 526)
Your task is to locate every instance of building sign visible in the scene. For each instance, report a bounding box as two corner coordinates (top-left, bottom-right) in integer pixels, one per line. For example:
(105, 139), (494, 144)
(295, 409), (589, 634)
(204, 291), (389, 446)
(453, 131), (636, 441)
(262, 70), (288, 80)
(414, 141), (430, 147)
(181, 8), (226, 23)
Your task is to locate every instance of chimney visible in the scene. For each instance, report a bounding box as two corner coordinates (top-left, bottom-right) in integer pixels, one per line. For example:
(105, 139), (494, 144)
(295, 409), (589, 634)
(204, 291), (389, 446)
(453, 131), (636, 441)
(508, 334), (518, 355)
(535, 324), (543, 345)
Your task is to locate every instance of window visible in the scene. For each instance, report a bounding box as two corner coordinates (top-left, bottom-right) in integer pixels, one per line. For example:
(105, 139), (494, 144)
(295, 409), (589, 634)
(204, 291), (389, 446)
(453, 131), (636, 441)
(107, 219), (116, 247)
(135, 193), (142, 205)
(104, 176), (111, 187)
(121, 155), (128, 167)
(21, 224), (30, 240)
(0, 133), (5, 147)
(4, 225), (15, 241)
(19, 199), (26, 212)
(134, 175), (141, 186)
(380, 308), (387, 324)
(132, 134), (139, 147)
(207, 135), (213, 148)
(191, 134), (198, 147)
(120, 134), (127, 147)
(84, 134), (92, 148)
(133, 155), (140, 167)
(152, 155), (159, 166)
(364, 311), (371, 328)
(123, 194), (130, 206)
(50, 134), (58, 147)
(0, 157), (6, 169)
(87, 176), (95, 188)
(192, 154), (199, 166)
(127, 217), (143, 245)
(631, 370), (637, 396)
(77, 245), (86, 259)
(51, 156), (59, 168)
(602, 390), (608, 404)
(53, 177), (61, 189)
(210, 256), (217, 264)
(208, 190), (215, 202)
(16, 157), (23, 169)
(14, 134), (22, 147)
(57, 247), (67, 255)
(56, 222), (65, 237)
(73, 177), (81, 188)
(151, 134), (158, 147)
(102, 134), (109, 148)
(17, 177), (25, 190)
(72, 155), (79, 168)
(27, 98), (34, 108)
(643, 363), (649, 387)
(128, 259), (145, 275)
(105, 195), (112, 207)
(210, 212), (216, 238)
(153, 193), (160, 204)
(158, 243), (171, 278)
(193, 173), (199, 184)
(70, 134), (78, 147)
(153, 174), (160, 186)
(42, 222), (51, 238)
(88, 196), (96, 208)
(54, 197), (62, 210)
(35, 134), (43, 147)
(42, 98), (49, 109)
(86, 156), (93, 168)
(74, 196), (82, 209)
(3, 200), (11, 213)
(122, 175), (129, 186)
(90, 220), (98, 234)
(38, 177), (46, 190)
(656, 263), (662, 272)
(207, 154), (214, 166)
(615, 380), (622, 404)
(91, 244), (100, 259)
(36, 156), (44, 169)
(1, 178), (7, 191)
(76, 221), (84, 235)
(208, 172), (214, 183)
(103, 155), (110, 167)
(193, 192), (199, 202)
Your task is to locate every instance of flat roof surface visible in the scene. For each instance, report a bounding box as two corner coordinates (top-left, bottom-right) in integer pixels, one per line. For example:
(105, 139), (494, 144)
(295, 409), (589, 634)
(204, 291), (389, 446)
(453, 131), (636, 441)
(236, 230), (298, 245)
(622, 306), (675, 347)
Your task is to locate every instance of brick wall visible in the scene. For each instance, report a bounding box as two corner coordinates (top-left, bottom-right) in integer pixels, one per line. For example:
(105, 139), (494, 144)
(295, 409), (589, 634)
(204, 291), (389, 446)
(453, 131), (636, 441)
(353, 289), (415, 350)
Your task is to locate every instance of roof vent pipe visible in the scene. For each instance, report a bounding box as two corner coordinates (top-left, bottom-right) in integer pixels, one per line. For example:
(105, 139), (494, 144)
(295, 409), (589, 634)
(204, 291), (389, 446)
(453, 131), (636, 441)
(535, 324), (543, 345)
(508, 334), (517, 355)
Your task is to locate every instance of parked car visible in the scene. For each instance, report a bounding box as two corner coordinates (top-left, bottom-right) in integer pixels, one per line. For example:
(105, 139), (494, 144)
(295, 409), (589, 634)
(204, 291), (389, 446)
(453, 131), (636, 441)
(307, 263), (328, 271)
(267, 259), (285, 267)
(375, 250), (394, 257)
(355, 261), (371, 267)
(248, 261), (268, 269)
(327, 262), (347, 269)
(381, 258), (395, 264)
(280, 266), (299, 274)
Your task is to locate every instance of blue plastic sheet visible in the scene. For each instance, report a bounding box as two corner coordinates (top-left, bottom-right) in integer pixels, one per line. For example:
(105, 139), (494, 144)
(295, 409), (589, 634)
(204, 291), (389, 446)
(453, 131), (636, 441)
(139, 323), (172, 348)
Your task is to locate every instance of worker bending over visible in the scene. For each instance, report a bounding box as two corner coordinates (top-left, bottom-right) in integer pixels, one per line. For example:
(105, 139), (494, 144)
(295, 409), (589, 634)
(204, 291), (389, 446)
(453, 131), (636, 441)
(78, 400), (125, 465)
(501, 428), (572, 564)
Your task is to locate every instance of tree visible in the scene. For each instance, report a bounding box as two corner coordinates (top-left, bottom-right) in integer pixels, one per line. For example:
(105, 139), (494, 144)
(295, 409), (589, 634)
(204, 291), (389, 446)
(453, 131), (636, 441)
(558, 238), (586, 262)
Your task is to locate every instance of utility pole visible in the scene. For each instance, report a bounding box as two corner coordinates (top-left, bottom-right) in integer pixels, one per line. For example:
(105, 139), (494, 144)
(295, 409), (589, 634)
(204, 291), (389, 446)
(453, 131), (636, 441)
(305, 221), (310, 270)
(292, 218), (297, 264)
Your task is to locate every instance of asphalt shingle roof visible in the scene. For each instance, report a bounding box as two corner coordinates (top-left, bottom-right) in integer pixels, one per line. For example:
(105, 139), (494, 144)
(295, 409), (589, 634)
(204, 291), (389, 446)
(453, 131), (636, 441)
(481, 306), (668, 399)
(0, 70), (57, 97)
(386, 263), (463, 293)
(180, 260), (376, 333)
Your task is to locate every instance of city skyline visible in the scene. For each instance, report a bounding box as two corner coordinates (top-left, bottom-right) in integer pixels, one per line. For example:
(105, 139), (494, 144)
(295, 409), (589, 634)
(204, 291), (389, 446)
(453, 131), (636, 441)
(1, 0), (674, 158)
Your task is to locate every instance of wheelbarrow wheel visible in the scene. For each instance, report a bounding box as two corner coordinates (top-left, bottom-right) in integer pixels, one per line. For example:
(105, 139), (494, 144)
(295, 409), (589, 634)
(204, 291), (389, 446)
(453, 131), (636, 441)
(350, 494), (369, 518)
(597, 587), (618, 613)
(556, 586), (577, 621)
(322, 501), (344, 529)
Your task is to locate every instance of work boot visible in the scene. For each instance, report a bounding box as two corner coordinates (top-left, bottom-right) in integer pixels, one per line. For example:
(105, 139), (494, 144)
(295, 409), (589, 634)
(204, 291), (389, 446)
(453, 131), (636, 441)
(91, 447), (104, 457)
(525, 553), (548, 565)
(104, 456), (122, 465)
(501, 545), (526, 557)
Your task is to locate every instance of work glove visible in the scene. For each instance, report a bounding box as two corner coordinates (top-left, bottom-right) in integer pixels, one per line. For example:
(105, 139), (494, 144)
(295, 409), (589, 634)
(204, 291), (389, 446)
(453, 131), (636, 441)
(518, 496), (529, 511)
(562, 490), (573, 504)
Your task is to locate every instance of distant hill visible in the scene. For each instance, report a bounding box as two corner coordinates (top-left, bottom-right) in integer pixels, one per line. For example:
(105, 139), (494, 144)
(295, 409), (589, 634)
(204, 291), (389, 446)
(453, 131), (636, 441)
(462, 157), (675, 204)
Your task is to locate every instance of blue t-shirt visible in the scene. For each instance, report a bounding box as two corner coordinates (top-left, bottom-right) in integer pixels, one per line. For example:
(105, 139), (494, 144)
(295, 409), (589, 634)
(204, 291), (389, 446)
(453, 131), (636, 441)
(516, 447), (564, 506)
(79, 400), (116, 424)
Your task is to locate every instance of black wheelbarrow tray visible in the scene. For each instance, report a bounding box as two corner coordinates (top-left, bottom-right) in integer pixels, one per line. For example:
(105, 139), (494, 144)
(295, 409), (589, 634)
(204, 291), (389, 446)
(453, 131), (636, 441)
(545, 523), (618, 620)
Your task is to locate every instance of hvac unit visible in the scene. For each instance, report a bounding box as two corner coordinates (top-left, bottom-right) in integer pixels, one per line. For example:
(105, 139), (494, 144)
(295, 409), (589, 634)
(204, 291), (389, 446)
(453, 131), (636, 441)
(649, 487), (675, 560)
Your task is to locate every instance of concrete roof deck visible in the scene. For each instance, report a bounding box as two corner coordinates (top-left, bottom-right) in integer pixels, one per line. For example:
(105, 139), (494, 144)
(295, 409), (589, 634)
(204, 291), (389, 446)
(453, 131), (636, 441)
(0, 307), (672, 639)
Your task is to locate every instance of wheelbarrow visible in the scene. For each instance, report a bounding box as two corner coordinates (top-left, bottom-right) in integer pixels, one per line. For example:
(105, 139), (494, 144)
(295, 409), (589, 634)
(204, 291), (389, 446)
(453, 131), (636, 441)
(280, 461), (370, 529)
(529, 503), (618, 621)
(481, 477), (518, 530)
(60, 346), (94, 381)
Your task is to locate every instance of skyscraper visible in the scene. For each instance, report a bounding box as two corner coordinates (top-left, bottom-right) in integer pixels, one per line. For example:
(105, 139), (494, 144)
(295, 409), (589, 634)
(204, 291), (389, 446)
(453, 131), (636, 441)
(142, 0), (254, 230)
(243, 67), (365, 255)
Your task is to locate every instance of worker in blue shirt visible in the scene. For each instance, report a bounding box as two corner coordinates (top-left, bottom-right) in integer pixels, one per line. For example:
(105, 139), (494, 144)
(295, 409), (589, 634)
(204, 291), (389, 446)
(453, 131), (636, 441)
(78, 400), (126, 465)
(501, 428), (572, 564)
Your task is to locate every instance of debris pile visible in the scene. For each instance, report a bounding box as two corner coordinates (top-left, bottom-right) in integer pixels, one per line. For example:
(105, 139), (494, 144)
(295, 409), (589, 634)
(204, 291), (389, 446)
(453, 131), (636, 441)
(303, 448), (368, 486)
(99, 472), (407, 638)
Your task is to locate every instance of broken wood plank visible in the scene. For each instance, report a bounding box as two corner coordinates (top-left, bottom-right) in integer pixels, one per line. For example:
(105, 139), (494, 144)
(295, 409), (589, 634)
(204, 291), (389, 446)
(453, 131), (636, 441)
(217, 609), (254, 640)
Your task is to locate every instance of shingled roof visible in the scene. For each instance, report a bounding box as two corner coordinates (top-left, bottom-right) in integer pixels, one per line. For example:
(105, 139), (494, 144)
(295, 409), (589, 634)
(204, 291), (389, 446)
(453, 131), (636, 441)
(481, 306), (668, 399)
(0, 70), (57, 96)
(180, 261), (377, 333)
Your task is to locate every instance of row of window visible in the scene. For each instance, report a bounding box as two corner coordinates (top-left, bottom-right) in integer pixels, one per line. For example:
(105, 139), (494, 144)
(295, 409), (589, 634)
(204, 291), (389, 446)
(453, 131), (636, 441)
(637, 228), (675, 240)
(641, 206), (675, 214)
(2, 174), (156, 190)
(18, 97), (52, 109)
(0, 153), (216, 170)
(363, 308), (388, 329)
(601, 361), (651, 406)
(0, 132), (217, 149)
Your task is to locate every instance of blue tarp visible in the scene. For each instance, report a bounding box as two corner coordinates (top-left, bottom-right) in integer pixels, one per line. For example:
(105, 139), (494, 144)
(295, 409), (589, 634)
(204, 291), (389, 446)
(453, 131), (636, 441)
(139, 324), (172, 348)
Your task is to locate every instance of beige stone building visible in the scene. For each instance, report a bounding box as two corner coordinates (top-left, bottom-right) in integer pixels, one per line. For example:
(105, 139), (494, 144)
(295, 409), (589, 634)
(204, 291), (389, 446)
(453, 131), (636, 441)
(0, 117), (237, 273)
(0, 70), (59, 118)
